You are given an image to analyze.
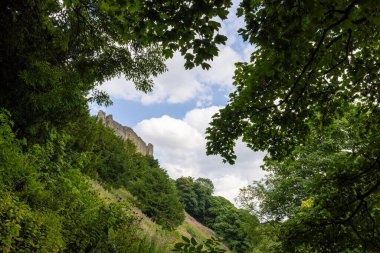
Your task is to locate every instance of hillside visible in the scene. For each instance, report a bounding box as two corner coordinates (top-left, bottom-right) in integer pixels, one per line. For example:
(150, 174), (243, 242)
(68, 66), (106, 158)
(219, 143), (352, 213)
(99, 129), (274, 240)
(89, 179), (230, 252)
(1, 0), (379, 252)
(0, 111), (234, 252)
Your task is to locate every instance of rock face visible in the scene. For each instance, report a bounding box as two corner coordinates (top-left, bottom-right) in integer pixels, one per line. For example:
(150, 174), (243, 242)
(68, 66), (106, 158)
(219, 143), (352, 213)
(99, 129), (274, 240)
(97, 110), (153, 156)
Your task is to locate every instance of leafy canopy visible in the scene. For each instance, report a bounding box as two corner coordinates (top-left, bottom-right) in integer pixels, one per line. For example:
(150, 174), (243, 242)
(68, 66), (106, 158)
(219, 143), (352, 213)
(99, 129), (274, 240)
(238, 112), (380, 252)
(0, 0), (231, 140)
(206, 0), (380, 163)
(204, 1), (380, 251)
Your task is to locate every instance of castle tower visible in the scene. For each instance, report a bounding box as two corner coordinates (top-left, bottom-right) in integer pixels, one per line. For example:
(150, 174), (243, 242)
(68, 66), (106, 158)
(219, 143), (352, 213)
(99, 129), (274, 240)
(97, 110), (106, 123)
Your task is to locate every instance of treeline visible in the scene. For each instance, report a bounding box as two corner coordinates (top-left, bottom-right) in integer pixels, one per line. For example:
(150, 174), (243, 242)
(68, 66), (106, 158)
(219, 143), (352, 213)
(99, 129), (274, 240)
(176, 177), (259, 252)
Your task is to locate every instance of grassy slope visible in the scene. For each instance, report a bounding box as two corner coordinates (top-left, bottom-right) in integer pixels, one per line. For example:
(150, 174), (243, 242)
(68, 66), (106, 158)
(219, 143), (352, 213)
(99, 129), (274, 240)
(88, 179), (230, 252)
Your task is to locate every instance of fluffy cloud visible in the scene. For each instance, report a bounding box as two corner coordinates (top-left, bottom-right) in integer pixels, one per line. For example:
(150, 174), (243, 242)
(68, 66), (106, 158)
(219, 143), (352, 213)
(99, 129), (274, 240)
(99, 45), (240, 107)
(99, 53), (207, 105)
(134, 114), (205, 179)
(183, 106), (222, 133)
(213, 174), (249, 204)
(134, 115), (203, 152)
(134, 106), (265, 204)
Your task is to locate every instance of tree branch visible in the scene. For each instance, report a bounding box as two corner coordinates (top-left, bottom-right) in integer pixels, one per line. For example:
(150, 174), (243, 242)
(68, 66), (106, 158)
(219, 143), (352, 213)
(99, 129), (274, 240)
(323, 29), (352, 75)
(325, 34), (343, 49)
(262, 0), (362, 110)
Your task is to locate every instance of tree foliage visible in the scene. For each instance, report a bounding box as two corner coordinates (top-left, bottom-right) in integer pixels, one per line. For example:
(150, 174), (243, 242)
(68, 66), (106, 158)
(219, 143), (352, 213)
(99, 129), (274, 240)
(176, 177), (214, 222)
(239, 113), (380, 252)
(0, 0), (231, 141)
(206, 0), (380, 163)
(204, 1), (380, 251)
(0, 111), (147, 252)
(65, 115), (185, 229)
(176, 177), (200, 217)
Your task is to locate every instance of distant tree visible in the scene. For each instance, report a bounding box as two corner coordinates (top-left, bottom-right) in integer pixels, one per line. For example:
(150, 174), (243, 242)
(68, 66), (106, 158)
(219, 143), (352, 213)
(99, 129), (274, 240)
(195, 178), (215, 195)
(193, 178), (215, 222)
(176, 177), (216, 222)
(205, 196), (259, 252)
(176, 177), (260, 252)
(203, 196), (235, 227)
(128, 165), (185, 229)
(176, 177), (199, 216)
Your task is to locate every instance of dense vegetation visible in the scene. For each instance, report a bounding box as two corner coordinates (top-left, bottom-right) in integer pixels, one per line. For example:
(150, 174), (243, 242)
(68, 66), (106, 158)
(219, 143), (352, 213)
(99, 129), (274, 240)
(0, 0), (231, 251)
(1, 0), (379, 252)
(205, 0), (380, 252)
(0, 0), (231, 143)
(0, 111), (167, 252)
(238, 110), (380, 252)
(66, 116), (184, 229)
(176, 177), (259, 252)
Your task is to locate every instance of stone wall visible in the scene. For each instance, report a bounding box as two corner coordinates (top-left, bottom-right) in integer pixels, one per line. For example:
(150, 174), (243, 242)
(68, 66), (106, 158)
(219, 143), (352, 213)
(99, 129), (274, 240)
(97, 110), (153, 156)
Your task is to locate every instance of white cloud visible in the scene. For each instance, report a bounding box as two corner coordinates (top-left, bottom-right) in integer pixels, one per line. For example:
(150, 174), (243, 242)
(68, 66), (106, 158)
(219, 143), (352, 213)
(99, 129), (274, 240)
(99, 44), (242, 107)
(198, 46), (241, 88)
(99, 78), (141, 101)
(134, 106), (265, 205)
(183, 106), (222, 133)
(135, 115), (203, 151)
(213, 174), (249, 204)
(99, 53), (207, 105)
(134, 115), (205, 179)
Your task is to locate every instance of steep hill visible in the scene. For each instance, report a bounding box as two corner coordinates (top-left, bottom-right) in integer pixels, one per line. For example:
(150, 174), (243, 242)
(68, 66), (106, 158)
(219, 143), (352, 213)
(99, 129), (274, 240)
(89, 179), (230, 252)
(0, 111), (230, 252)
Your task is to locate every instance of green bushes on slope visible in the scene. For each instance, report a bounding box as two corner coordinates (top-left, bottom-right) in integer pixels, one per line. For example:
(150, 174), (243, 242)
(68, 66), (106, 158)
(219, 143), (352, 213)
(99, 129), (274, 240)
(0, 111), (146, 252)
(64, 115), (184, 229)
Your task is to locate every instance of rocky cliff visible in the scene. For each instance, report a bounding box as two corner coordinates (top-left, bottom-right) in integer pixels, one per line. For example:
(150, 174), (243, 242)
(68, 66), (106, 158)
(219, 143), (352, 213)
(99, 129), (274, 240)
(97, 111), (153, 156)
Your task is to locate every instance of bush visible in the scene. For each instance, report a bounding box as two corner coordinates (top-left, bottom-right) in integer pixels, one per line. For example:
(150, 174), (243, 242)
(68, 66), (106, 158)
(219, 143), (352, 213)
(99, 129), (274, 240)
(0, 111), (144, 252)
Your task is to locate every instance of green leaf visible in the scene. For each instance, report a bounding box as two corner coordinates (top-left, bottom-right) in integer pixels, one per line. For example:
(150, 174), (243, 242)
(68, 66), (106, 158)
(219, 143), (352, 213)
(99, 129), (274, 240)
(236, 7), (243, 17)
(184, 61), (195, 70)
(182, 235), (190, 243)
(201, 63), (211, 70)
(175, 242), (185, 248)
(214, 35), (227, 45)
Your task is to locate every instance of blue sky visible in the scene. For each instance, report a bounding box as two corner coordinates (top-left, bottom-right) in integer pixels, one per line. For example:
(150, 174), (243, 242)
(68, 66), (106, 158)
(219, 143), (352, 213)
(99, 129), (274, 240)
(91, 85), (230, 127)
(90, 1), (265, 204)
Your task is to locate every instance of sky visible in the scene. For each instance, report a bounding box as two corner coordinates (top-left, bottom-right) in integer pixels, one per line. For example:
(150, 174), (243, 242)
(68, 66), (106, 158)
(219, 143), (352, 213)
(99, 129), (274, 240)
(90, 1), (266, 205)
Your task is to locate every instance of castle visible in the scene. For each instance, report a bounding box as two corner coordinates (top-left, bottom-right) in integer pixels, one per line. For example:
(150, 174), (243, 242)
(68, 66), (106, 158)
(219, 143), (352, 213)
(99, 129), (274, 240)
(97, 111), (154, 156)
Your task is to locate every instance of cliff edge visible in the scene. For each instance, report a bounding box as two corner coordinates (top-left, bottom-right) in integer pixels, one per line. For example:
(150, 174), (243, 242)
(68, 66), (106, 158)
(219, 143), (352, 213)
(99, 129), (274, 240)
(97, 110), (153, 156)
